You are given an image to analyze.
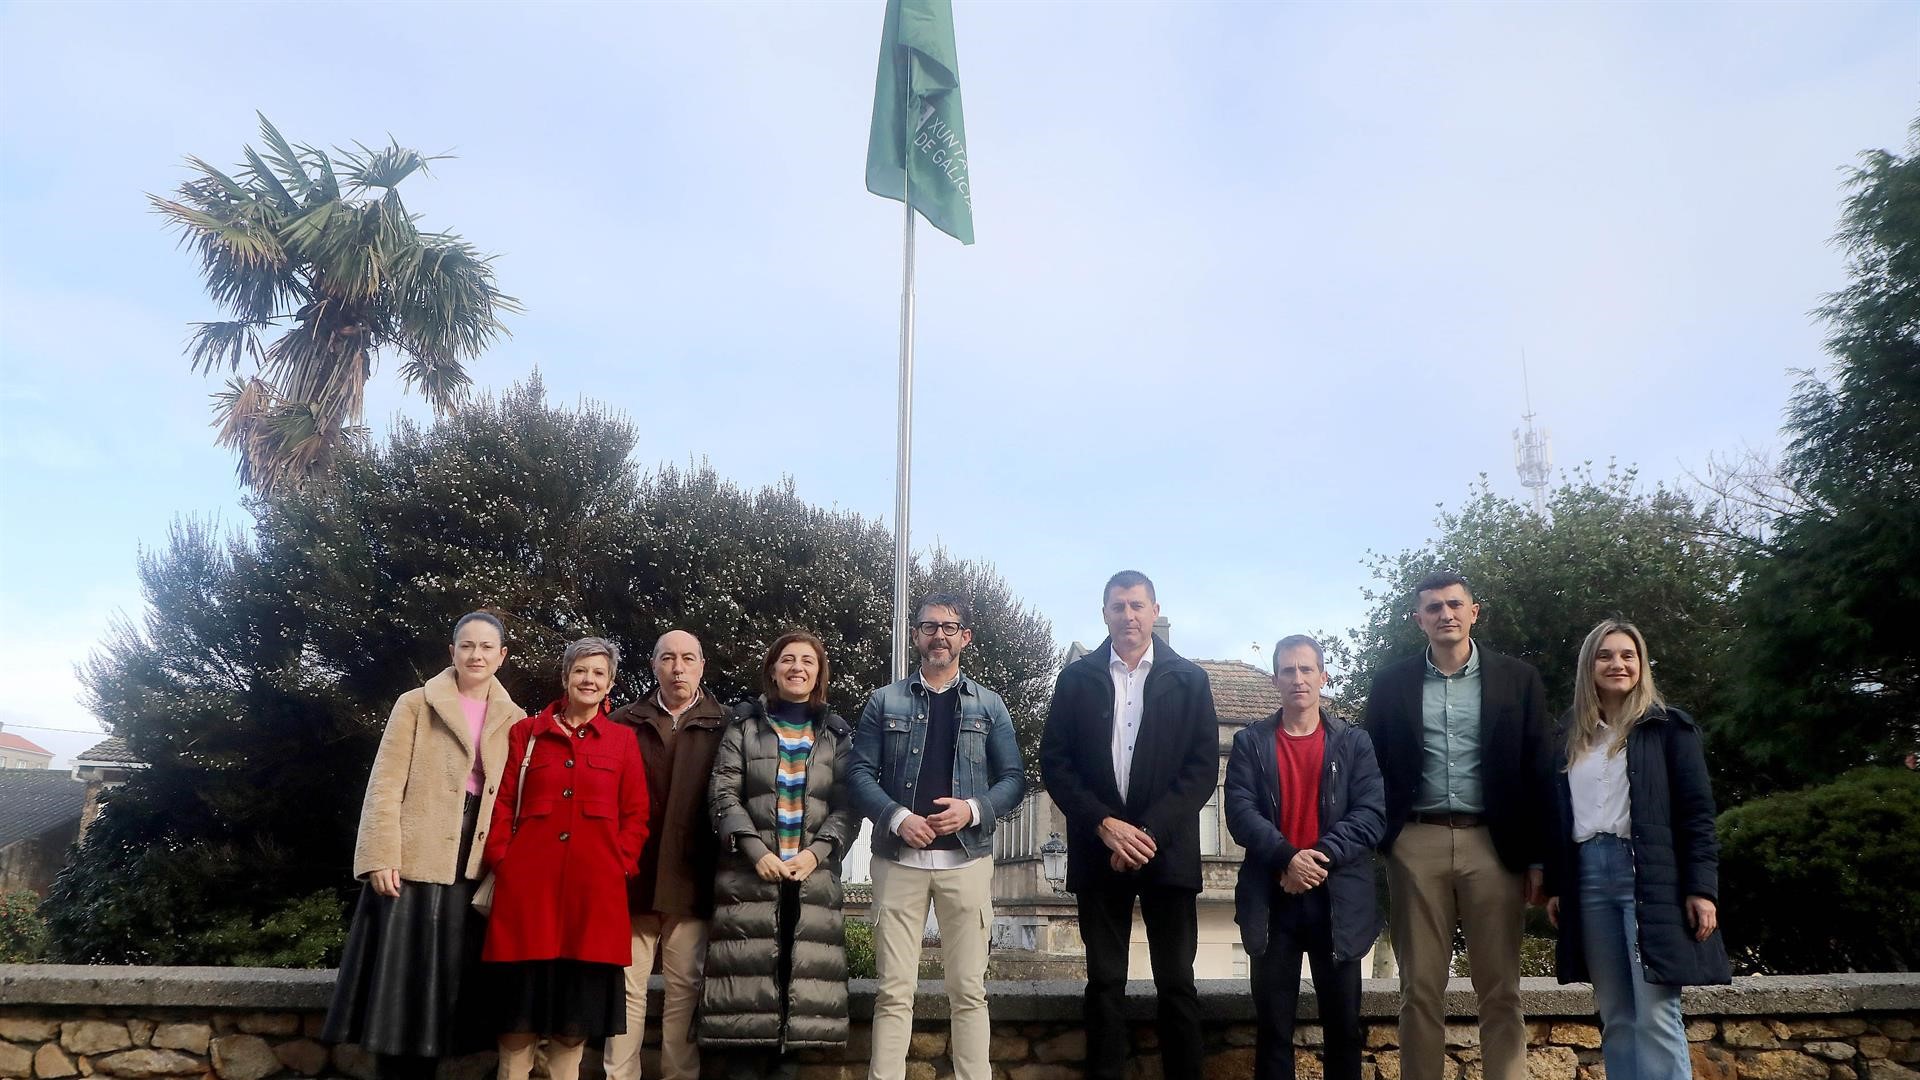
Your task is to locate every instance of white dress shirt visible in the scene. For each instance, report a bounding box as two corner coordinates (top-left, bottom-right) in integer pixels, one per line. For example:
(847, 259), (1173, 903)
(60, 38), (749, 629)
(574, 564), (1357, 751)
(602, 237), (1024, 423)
(1109, 639), (1155, 803)
(1569, 725), (1632, 843)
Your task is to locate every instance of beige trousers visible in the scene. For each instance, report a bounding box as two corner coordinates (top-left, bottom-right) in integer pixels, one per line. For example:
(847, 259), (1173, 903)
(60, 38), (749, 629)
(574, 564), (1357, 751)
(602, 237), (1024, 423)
(602, 912), (709, 1080)
(869, 856), (994, 1080)
(1386, 823), (1527, 1080)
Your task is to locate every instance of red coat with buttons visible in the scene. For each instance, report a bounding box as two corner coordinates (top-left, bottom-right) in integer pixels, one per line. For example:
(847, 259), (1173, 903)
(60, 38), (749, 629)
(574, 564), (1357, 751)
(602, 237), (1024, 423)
(481, 701), (649, 965)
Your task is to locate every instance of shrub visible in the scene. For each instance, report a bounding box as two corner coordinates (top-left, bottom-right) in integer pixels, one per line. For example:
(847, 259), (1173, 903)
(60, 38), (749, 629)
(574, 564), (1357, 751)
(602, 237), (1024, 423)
(845, 916), (877, 979)
(187, 889), (347, 968)
(0, 891), (48, 962)
(1717, 767), (1920, 973)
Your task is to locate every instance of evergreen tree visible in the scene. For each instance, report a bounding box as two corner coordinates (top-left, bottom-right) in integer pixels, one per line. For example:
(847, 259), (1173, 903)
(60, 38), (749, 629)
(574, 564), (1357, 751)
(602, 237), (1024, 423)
(44, 376), (1055, 963)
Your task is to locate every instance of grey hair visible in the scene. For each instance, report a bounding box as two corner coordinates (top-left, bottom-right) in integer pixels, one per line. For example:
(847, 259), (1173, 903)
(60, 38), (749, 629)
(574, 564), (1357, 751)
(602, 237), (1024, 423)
(559, 636), (622, 689)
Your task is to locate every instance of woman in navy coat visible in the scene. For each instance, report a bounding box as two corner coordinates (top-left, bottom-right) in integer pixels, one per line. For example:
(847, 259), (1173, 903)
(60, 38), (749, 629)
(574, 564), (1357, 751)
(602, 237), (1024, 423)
(1545, 619), (1730, 1080)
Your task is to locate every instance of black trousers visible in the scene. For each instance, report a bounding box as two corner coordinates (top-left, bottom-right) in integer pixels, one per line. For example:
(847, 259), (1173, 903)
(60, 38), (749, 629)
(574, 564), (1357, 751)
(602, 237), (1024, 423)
(1078, 880), (1203, 1080)
(1250, 890), (1363, 1080)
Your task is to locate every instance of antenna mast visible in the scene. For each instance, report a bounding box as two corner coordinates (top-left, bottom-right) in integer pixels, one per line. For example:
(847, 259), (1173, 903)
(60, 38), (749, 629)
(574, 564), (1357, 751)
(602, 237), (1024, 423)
(1512, 350), (1552, 515)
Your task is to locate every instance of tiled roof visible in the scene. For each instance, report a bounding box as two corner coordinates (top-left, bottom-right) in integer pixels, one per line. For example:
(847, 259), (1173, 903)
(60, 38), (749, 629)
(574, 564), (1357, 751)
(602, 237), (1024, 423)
(1194, 660), (1283, 722)
(0, 768), (87, 846)
(74, 736), (142, 766)
(0, 732), (52, 756)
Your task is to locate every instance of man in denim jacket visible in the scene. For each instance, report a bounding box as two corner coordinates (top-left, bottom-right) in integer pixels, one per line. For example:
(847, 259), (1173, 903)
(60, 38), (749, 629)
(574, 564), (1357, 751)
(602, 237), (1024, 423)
(847, 591), (1026, 1080)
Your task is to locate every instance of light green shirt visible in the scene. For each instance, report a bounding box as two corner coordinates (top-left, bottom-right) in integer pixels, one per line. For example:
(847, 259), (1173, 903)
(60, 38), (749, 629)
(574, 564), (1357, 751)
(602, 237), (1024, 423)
(1415, 641), (1484, 813)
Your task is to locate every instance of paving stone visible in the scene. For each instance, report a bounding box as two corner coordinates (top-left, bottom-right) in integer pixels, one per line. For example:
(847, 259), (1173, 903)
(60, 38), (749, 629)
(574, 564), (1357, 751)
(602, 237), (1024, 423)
(92, 1050), (204, 1078)
(32, 1045), (77, 1080)
(1551, 1025), (1602, 1050)
(145, 1029), (207, 1058)
(59, 1026), (131, 1058)
(1809, 1044), (1861, 1062)
(0, 1022), (59, 1044)
(208, 1036), (277, 1080)
(1526, 1046), (1578, 1080)
(0, 1043), (33, 1080)
(1739, 1052), (1830, 1080)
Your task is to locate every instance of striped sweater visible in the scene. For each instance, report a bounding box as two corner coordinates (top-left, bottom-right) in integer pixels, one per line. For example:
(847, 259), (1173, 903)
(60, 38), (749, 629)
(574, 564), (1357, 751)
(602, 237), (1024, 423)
(767, 701), (815, 861)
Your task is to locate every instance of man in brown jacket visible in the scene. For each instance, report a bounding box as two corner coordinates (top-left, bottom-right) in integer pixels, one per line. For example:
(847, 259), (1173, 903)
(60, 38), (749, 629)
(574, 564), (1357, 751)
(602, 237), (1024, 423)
(604, 629), (729, 1080)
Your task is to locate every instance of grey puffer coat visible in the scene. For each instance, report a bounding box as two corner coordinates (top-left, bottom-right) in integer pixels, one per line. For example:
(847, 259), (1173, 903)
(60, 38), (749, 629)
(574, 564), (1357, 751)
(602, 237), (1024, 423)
(700, 698), (862, 1050)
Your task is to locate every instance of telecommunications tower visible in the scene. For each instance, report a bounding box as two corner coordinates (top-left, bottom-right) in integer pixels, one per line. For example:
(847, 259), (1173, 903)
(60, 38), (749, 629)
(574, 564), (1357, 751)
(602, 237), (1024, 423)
(1512, 352), (1552, 515)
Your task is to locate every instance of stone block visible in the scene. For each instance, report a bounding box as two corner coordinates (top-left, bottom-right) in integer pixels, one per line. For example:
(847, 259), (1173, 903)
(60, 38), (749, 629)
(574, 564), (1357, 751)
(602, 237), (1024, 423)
(1739, 1052), (1829, 1080)
(1897, 1045), (1918, 1066)
(330, 1045), (376, 1080)
(123, 1024), (153, 1052)
(272, 1040), (327, 1077)
(1224, 1026), (1257, 1048)
(1447, 1025), (1482, 1048)
(1865, 1064), (1920, 1080)
(1124, 1054), (1161, 1080)
(1458, 1046), (1486, 1080)
(1808, 1045), (1860, 1062)
(1832, 1067), (1857, 1080)
(1576, 1066), (1605, 1080)
(1376, 1051), (1401, 1080)
(1369, 1028), (1400, 1049)
(909, 1032), (949, 1059)
(988, 1035), (1029, 1061)
(904, 1062), (936, 1080)
(1725, 1023), (1785, 1050)
(60, 1026), (131, 1058)
(1788, 1024), (1872, 1040)
(1688, 1022), (1719, 1043)
(1295, 1026), (1325, 1047)
(1528, 1023), (1553, 1048)
(208, 1019), (235, 1038)
(1294, 1049), (1325, 1080)
(1032, 1033), (1084, 1064)
(1202, 1049), (1256, 1080)
(1527, 1046), (1578, 1080)
(299, 1017), (323, 1042)
(74, 1058), (91, 1079)
(233, 1016), (297, 1039)
(0, 1021), (60, 1044)
(146, 1029), (208, 1058)
(0, 1043), (33, 1080)
(1007, 1067), (1078, 1080)
(1864, 1040), (1895, 1061)
(1883, 1024), (1918, 1043)
(93, 1050), (204, 1078)
(795, 1067), (860, 1080)
(209, 1036), (277, 1080)
(1551, 1025), (1602, 1051)
(33, 1045), (78, 1080)
(1691, 1046), (1737, 1080)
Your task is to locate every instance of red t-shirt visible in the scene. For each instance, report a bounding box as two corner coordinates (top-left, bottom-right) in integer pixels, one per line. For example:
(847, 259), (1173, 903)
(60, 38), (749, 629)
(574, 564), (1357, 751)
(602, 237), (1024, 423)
(1275, 722), (1326, 851)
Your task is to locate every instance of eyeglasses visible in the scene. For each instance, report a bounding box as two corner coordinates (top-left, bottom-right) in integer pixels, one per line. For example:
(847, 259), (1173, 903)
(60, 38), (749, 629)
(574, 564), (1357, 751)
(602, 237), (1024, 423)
(915, 621), (968, 637)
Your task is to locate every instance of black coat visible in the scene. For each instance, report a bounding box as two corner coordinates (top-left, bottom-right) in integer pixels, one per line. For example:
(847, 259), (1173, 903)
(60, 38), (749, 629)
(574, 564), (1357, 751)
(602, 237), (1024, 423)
(1039, 636), (1220, 892)
(1545, 706), (1732, 987)
(1362, 647), (1553, 872)
(1224, 711), (1387, 963)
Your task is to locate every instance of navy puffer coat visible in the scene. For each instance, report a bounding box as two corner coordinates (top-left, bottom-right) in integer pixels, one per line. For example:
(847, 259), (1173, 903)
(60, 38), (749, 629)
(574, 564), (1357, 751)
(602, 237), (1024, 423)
(1545, 706), (1732, 987)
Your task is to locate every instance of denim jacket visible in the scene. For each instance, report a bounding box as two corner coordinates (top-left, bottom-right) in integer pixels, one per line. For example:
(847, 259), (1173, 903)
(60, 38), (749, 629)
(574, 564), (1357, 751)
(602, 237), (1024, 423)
(846, 672), (1026, 861)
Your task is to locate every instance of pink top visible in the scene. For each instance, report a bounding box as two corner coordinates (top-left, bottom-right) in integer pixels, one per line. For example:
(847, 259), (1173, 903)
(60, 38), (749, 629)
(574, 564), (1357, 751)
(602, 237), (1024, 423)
(460, 694), (488, 795)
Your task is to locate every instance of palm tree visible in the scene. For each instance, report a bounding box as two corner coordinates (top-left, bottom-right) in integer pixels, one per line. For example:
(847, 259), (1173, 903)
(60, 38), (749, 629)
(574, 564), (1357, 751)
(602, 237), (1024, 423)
(152, 113), (519, 491)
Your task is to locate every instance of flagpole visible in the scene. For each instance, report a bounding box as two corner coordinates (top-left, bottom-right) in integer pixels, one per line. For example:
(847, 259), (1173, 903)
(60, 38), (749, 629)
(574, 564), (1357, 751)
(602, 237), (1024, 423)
(892, 190), (916, 683)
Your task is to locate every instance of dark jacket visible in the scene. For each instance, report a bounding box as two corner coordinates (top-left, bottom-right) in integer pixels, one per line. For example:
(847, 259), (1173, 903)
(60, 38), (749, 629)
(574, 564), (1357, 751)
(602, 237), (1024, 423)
(1039, 636), (1219, 893)
(1361, 646), (1553, 872)
(1225, 710), (1387, 963)
(700, 698), (861, 1050)
(608, 689), (728, 917)
(1545, 705), (1731, 987)
(846, 672), (1026, 861)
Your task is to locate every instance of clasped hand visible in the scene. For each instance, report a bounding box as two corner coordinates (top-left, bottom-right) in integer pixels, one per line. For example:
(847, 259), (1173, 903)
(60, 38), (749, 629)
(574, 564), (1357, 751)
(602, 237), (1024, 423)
(1280, 848), (1329, 894)
(899, 798), (973, 849)
(755, 850), (819, 883)
(1100, 817), (1157, 872)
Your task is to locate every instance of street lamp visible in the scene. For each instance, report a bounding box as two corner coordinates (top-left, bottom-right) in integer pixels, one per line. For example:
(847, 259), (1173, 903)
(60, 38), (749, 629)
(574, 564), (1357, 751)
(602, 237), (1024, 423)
(1040, 832), (1069, 896)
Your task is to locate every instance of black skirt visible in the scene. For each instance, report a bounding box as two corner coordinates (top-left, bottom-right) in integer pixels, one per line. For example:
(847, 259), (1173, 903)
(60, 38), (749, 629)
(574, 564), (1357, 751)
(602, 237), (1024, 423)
(484, 958), (627, 1040)
(323, 794), (490, 1057)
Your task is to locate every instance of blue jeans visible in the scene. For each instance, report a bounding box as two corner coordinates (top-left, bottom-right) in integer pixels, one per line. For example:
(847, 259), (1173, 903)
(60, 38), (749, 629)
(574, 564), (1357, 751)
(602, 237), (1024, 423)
(1578, 836), (1689, 1080)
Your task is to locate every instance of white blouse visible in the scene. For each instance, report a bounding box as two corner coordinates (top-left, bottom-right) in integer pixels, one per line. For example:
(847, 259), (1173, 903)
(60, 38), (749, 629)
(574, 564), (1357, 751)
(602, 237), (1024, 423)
(1569, 724), (1632, 842)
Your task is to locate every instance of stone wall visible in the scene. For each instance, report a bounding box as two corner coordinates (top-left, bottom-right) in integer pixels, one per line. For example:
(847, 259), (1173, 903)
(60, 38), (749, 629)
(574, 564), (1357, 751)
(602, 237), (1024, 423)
(0, 968), (1914, 1080)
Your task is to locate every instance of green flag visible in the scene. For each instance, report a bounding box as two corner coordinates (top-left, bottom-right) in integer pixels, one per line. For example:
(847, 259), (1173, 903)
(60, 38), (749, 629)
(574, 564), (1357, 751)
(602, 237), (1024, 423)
(865, 0), (974, 245)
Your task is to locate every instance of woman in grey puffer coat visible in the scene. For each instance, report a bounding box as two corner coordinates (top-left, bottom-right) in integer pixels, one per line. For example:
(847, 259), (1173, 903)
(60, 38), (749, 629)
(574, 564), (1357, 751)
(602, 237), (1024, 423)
(702, 631), (861, 1080)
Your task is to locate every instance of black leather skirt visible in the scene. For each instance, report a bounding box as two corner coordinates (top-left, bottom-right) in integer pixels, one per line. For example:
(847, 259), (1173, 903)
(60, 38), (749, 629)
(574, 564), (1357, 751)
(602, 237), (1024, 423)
(322, 794), (489, 1057)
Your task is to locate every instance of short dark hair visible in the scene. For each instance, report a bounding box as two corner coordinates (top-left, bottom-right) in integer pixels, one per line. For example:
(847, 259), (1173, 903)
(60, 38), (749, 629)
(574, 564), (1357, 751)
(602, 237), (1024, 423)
(1412, 571), (1473, 607)
(916, 591), (971, 628)
(1271, 634), (1325, 672)
(1103, 570), (1156, 605)
(452, 610), (506, 644)
(760, 630), (830, 709)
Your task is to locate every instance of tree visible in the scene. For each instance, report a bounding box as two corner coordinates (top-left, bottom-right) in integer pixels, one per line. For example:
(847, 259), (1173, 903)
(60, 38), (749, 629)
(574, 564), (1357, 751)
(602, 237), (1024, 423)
(151, 113), (518, 491)
(42, 376), (1057, 963)
(1331, 467), (1746, 794)
(1719, 120), (1920, 791)
(1715, 767), (1920, 974)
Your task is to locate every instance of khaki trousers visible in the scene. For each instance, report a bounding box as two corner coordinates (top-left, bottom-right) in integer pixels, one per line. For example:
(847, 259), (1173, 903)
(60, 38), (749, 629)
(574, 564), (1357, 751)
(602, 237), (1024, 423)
(1386, 823), (1527, 1080)
(603, 912), (708, 1080)
(869, 856), (994, 1080)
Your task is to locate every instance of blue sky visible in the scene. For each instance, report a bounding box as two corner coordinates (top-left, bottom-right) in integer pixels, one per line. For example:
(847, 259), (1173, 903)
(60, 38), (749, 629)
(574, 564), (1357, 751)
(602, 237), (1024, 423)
(1, 0), (1913, 770)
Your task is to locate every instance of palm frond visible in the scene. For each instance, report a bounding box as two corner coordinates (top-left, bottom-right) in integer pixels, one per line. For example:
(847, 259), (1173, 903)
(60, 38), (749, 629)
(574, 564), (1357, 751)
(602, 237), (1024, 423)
(241, 146), (298, 213)
(339, 138), (444, 191)
(254, 113), (314, 199)
(396, 351), (473, 415)
(186, 320), (270, 374)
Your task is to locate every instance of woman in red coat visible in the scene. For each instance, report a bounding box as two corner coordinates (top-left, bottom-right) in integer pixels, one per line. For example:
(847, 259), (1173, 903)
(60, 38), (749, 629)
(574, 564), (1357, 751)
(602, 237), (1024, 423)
(483, 637), (649, 1080)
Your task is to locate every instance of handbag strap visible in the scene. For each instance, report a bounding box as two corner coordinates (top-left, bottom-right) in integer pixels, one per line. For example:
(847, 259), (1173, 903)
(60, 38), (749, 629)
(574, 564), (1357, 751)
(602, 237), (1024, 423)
(509, 731), (536, 832)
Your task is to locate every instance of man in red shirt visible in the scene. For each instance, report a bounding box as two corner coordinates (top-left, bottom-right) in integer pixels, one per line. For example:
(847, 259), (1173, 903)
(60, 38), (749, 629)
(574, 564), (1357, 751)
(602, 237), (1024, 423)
(1224, 635), (1387, 1080)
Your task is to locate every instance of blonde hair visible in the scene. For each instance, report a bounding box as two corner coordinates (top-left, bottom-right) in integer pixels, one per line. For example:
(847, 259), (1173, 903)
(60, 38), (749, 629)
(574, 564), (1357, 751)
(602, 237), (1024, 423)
(1567, 619), (1664, 764)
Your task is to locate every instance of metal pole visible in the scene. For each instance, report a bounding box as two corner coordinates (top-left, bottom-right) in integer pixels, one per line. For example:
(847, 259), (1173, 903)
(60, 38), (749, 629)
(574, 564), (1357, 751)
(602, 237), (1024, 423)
(892, 199), (916, 682)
